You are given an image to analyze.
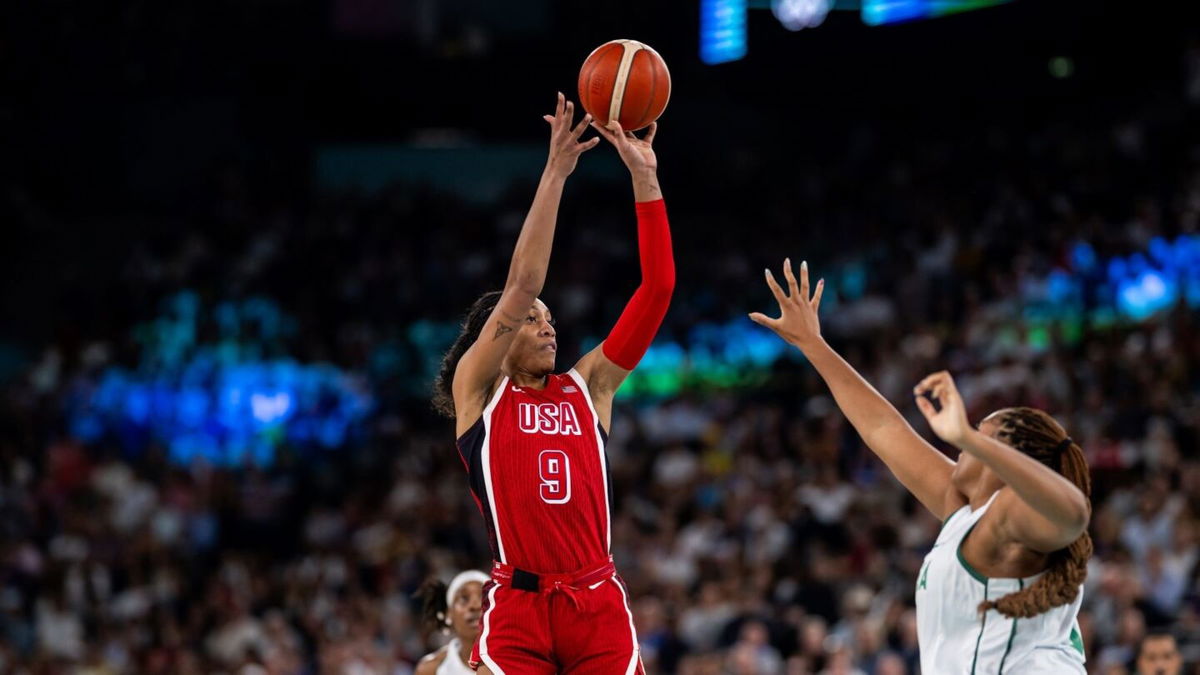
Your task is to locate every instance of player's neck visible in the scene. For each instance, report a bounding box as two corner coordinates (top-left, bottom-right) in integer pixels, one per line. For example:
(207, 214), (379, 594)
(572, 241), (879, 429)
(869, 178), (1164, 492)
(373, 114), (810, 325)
(458, 637), (473, 664)
(965, 476), (1004, 510)
(507, 370), (550, 390)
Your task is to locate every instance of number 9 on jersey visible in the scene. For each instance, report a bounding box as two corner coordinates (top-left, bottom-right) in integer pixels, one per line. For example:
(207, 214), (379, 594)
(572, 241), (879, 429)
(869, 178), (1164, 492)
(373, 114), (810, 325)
(539, 450), (572, 504)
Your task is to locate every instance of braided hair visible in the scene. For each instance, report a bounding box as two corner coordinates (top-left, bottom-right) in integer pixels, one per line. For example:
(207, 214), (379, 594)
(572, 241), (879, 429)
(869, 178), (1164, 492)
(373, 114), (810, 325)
(415, 577), (451, 632)
(432, 291), (503, 418)
(979, 407), (1093, 619)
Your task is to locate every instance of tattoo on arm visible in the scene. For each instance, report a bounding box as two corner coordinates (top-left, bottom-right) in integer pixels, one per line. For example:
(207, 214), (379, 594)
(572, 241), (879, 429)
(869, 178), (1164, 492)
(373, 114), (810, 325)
(493, 321), (513, 340)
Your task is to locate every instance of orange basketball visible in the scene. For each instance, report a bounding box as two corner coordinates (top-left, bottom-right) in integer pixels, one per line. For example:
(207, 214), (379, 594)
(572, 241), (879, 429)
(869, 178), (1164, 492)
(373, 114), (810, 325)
(578, 40), (671, 132)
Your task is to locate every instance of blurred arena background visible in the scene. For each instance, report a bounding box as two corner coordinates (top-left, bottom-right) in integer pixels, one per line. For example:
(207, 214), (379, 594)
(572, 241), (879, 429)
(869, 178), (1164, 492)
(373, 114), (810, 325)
(3, 1), (1200, 673)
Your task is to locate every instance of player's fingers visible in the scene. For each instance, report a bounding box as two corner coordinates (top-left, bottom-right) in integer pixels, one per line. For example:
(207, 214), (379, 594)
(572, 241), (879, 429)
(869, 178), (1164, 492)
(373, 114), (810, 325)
(782, 258), (800, 300)
(939, 380), (963, 408)
(924, 376), (955, 406)
(748, 312), (781, 330)
(608, 120), (624, 134)
(941, 372), (960, 395)
(644, 122), (658, 145)
(931, 371), (955, 398)
(571, 113), (592, 139)
(590, 121), (615, 143)
(800, 260), (812, 299)
(578, 136), (601, 151)
(606, 126), (631, 151)
(556, 91), (565, 119)
(913, 377), (944, 401)
(914, 395), (937, 421)
(914, 371), (947, 394)
(811, 279), (825, 311)
(764, 268), (788, 306)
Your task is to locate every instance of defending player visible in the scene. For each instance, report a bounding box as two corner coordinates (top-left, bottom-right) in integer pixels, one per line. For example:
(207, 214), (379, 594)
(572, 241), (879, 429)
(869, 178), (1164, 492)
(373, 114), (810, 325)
(750, 259), (1092, 673)
(415, 570), (489, 675)
(431, 93), (673, 674)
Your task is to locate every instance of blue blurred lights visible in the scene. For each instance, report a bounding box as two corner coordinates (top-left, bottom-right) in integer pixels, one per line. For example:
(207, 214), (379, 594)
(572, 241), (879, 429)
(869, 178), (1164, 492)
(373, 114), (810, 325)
(699, 0), (1017, 59)
(67, 233), (1200, 462)
(862, 0), (929, 26)
(1117, 271), (1175, 321)
(1104, 234), (1199, 321)
(250, 391), (293, 424)
(1070, 241), (1098, 273)
(68, 294), (372, 466)
(619, 233), (1200, 398)
(700, 0), (748, 65)
(862, 0), (1012, 26)
(773, 0), (832, 30)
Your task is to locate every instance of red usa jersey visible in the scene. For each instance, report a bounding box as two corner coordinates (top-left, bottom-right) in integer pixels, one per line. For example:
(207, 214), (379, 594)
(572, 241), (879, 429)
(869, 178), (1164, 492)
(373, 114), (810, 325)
(457, 369), (612, 574)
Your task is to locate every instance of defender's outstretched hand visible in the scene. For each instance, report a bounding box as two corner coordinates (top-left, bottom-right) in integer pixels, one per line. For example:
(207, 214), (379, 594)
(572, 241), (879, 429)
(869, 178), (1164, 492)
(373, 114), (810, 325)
(913, 371), (972, 446)
(591, 120), (658, 174)
(544, 92), (599, 178)
(749, 259), (825, 351)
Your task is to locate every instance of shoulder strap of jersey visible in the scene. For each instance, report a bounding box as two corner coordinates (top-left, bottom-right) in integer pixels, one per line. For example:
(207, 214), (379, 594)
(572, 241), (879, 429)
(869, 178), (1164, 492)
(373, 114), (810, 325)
(483, 376), (510, 417)
(565, 368), (596, 407)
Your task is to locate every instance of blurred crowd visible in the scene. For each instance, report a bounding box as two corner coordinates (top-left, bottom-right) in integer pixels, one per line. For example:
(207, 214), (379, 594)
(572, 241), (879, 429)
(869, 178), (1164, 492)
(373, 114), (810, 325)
(4, 36), (1200, 675)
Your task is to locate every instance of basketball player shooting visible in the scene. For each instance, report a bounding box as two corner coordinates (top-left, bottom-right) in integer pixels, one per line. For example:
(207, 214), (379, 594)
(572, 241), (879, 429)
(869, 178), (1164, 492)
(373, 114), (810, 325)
(432, 93), (673, 674)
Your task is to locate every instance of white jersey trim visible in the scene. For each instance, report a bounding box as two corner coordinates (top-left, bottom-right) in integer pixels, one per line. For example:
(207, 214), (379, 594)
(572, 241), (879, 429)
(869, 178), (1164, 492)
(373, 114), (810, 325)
(611, 574), (642, 675)
(481, 377), (510, 563)
(566, 368), (611, 552)
(436, 638), (473, 675)
(477, 582), (505, 675)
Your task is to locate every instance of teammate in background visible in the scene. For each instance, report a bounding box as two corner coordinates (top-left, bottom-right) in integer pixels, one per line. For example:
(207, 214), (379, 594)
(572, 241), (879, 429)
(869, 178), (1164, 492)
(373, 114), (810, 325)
(750, 259), (1093, 673)
(1135, 633), (1183, 675)
(432, 93), (673, 674)
(415, 571), (489, 675)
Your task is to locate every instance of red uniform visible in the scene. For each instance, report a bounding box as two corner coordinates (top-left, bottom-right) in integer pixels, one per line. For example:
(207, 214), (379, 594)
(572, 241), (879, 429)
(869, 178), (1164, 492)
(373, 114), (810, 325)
(456, 198), (674, 673)
(457, 370), (643, 674)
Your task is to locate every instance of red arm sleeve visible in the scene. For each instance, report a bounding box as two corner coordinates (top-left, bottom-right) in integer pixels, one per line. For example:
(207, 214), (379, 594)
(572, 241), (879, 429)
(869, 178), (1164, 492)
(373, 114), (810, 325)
(601, 199), (675, 370)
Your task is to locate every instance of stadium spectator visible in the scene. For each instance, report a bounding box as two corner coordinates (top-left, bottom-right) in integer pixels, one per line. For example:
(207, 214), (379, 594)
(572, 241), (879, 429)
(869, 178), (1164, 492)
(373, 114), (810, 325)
(1136, 633), (1183, 675)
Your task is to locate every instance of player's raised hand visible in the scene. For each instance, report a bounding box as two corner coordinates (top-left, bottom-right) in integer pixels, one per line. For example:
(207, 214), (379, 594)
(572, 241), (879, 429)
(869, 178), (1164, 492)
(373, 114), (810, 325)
(591, 120), (658, 174)
(543, 92), (600, 178)
(913, 371), (972, 446)
(749, 258), (825, 351)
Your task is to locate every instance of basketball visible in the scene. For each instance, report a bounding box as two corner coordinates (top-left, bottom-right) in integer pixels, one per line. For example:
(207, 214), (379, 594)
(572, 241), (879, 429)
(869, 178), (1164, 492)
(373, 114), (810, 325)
(578, 39), (671, 131)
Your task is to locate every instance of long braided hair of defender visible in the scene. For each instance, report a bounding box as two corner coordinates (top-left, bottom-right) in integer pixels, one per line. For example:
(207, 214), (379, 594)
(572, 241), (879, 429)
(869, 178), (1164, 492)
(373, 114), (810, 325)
(978, 407), (1093, 618)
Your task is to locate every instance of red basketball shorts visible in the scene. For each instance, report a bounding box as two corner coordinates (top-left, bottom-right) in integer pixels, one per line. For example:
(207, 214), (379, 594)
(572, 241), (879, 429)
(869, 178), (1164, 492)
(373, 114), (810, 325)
(469, 558), (644, 674)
